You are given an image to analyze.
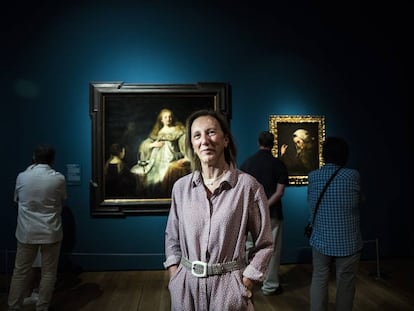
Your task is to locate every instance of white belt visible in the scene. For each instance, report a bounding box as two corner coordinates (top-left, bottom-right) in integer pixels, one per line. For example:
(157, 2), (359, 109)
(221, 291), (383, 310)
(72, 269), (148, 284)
(180, 257), (244, 278)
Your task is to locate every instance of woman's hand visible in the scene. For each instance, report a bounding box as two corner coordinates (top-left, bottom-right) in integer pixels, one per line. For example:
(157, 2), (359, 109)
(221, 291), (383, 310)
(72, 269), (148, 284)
(242, 276), (254, 290)
(150, 141), (164, 148)
(242, 277), (254, 298)
(168, 265), (178, 278)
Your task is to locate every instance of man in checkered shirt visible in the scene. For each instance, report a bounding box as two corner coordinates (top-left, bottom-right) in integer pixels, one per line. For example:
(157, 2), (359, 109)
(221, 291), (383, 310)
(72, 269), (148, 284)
(307, 137), (363, 311)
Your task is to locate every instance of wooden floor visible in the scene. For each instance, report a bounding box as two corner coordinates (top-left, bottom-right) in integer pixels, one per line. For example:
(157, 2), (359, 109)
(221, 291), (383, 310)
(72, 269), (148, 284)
(1, 258), (413, 310)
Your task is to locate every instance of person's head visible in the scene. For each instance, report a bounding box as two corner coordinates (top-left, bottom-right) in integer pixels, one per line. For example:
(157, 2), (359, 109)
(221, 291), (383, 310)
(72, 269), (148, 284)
(185, 110), (236, 171)
(109, 143), (126, 159)
(150, 108), (180, 136)
(33, 144), (55, 165)
(293, 129), (311, 150)
(258, 131), (274, 149)
(159, 109), (173, 127)
(322, 136), (349, 166)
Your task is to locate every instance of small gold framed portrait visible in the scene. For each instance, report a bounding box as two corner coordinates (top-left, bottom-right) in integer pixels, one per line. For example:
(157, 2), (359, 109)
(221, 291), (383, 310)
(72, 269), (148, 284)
(269, 115), (325, 185)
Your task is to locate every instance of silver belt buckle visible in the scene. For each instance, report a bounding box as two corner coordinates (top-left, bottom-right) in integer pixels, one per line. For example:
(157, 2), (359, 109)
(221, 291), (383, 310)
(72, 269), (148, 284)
(191, 260), (207, 277)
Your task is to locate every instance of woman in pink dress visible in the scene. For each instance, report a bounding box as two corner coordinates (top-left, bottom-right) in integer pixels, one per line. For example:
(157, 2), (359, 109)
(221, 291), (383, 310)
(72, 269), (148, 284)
(164, 110), (273, 311)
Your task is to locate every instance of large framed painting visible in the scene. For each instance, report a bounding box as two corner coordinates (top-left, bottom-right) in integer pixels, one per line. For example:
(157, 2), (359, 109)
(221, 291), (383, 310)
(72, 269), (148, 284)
(90, 82), (231, 216)
(269, 115), (325, 185)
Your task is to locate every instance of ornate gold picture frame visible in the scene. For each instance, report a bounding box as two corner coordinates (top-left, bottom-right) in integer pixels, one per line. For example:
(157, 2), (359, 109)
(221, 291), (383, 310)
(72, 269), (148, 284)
(269, 115), (325, 185)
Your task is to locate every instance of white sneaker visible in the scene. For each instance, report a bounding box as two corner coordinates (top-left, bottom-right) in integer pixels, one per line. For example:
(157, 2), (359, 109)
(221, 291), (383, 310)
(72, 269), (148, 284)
(23, 292), (39, 305)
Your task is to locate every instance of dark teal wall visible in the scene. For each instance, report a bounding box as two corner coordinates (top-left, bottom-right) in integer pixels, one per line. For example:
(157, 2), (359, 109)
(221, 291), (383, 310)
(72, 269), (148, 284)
(2, 1), (412, 271)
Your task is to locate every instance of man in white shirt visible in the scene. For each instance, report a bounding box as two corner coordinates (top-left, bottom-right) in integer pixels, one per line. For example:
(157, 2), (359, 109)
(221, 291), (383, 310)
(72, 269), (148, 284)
(8, 144), (67, 311)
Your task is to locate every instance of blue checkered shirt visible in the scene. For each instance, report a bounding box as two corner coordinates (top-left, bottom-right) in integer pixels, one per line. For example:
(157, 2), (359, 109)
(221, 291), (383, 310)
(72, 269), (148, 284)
(307, 163), (363, 256)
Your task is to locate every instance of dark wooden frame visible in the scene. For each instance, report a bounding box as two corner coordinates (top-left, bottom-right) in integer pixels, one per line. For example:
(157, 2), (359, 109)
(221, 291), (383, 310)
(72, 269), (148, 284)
(269, 115), (325, 185)
(90, 82), (231, 216)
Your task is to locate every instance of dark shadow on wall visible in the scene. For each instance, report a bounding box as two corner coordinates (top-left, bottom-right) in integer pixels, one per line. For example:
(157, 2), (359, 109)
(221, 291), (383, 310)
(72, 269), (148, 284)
(57, 205), (83, 290)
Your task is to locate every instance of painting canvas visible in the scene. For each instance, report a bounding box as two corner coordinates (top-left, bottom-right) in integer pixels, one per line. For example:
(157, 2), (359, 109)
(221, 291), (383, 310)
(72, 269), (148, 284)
(90, 82), (231, 215)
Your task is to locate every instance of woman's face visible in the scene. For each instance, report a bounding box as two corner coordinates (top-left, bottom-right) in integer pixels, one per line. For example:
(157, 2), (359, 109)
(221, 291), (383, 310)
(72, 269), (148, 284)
(190, 115), (228, 165)
(160, 111), (173, 126)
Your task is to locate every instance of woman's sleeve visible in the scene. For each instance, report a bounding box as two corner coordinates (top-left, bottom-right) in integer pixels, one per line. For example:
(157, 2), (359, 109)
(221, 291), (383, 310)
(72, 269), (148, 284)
(139, 137), (154, 161)
(243, 185), (274, 281)
(163, 187), (182, 269)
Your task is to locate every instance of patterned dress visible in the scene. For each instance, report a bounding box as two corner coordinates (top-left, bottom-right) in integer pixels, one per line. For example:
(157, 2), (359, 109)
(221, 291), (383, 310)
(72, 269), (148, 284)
(164, 168), (273, 311)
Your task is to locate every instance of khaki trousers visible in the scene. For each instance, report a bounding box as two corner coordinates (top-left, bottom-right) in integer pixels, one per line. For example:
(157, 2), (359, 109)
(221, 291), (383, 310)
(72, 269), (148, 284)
(8, 241), (61, 311)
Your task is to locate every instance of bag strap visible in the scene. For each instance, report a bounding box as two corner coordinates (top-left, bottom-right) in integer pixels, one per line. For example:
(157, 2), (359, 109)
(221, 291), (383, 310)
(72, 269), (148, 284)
(310, 166), (342, 226)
